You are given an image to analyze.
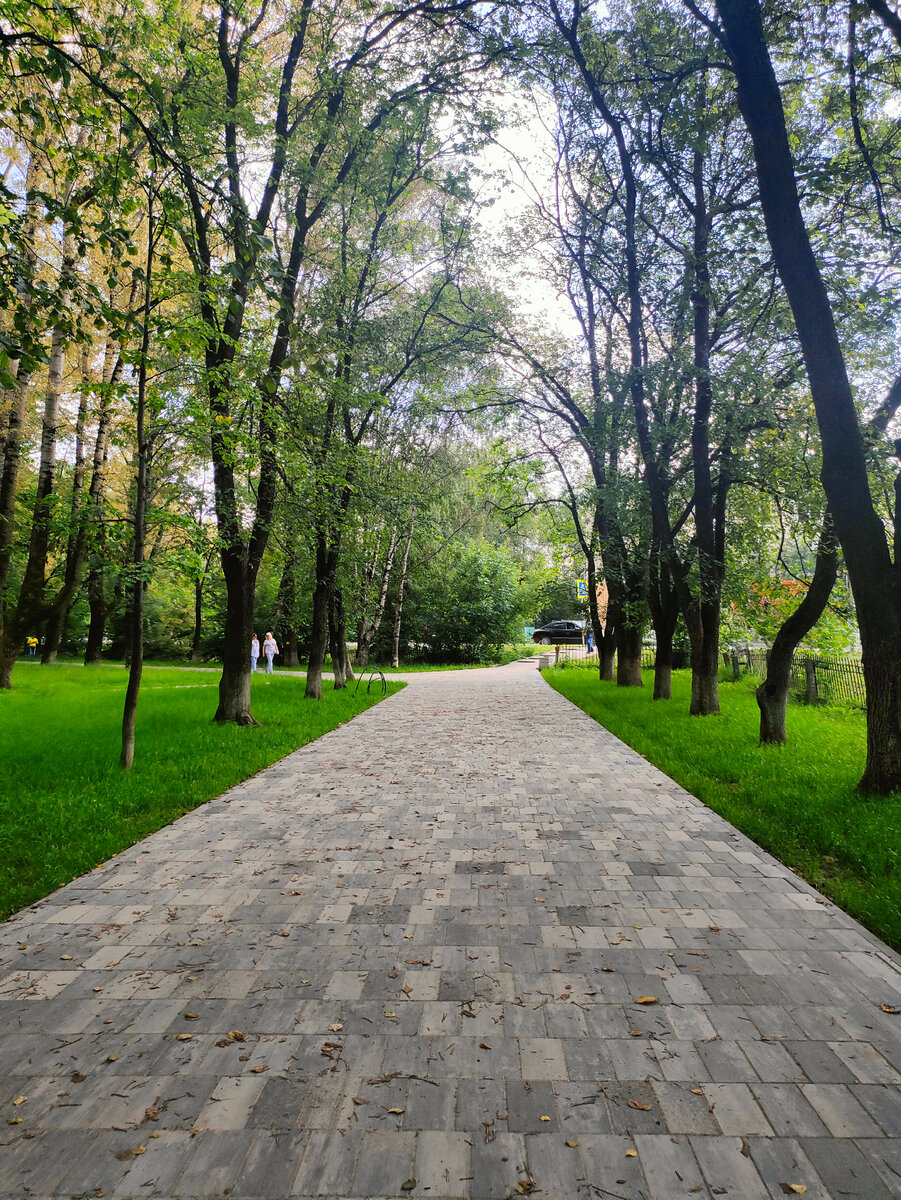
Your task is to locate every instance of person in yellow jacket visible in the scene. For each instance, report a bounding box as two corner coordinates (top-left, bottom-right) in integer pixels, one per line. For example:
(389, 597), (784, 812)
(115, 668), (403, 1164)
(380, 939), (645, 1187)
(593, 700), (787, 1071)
(26, 636), (38, 659)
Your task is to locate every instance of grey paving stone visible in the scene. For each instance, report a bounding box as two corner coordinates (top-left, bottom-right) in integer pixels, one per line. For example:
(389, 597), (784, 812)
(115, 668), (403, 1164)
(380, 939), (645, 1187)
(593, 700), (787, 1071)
(853, 1083), (901, 1136)
(751, 1083), (832, 1137)
(691, 1134), (770, 1198)
(553, 1082), (613, 1134)
(745, 1136), (831, 1200)
(801, 1137), (896, 1199)
(470, 1132), (528, 1199)
(290, 1128), (361, 1196)
(800, 1083), (886, 1137)
(351, 1129), (417, 1195)
(636, 1132), (708, 1198)
(785, 1040), (859, 1084)
(578, 1133), (650, 1197)
(855, 1137), (901, 1194)
(651, 1082), (720, 1135)
(411, 1130), (472, 1198)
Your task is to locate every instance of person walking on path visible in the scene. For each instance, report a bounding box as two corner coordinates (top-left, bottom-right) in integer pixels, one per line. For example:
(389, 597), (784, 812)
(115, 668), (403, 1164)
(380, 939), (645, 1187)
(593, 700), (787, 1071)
(26, 636), (38, 658)
(250, 634), (260, 673)
(263, 631), (278, 674)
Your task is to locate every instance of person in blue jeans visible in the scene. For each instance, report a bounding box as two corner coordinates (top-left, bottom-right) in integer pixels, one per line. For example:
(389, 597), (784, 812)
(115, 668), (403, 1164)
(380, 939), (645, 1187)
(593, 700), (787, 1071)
(586, 628), (594, 653)
(263, 632), (278, 673)
(250, 634), (260, 672)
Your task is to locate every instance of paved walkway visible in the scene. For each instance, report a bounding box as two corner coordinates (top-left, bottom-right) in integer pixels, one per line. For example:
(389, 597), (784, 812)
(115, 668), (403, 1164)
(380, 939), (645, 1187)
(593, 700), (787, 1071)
(2, 660), (901, 1199)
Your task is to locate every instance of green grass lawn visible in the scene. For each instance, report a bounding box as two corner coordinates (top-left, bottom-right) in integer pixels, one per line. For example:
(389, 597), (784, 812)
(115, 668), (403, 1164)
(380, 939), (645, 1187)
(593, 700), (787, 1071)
(544, 666), (901, 951)
(0, 665), (403, 920)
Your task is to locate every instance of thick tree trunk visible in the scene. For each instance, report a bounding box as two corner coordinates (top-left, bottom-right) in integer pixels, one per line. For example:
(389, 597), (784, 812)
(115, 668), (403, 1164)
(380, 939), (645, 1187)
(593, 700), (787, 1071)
(715, 0), (901, 791)
(616, 624), (644, 687)
(653, 651), (672, 702)
(649, 546), (679, 701)
(42, 607), (66, 664)
(214, 550), (257, 723)
(686, 599), (721, 716)
(757, 514), (839, 744)
(598, 595), (618, 682)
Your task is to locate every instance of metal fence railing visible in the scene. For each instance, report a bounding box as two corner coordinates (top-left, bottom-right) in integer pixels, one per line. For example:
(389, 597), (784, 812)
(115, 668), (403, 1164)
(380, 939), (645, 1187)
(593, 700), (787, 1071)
(548, 642), (867, 708)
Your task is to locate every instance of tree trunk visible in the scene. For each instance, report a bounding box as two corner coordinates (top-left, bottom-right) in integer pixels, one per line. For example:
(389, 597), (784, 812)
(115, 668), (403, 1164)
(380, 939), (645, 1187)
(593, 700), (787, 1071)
(756, 513), (838, 744)
(0, 156), (41, 642)
(649, 546), (679, 701)
(355, 523), (398, 668)
(0, 226), (77, 685)
(190, 575), (204, 664)
(714, 0), (901, 791)
(686, 599), (721, 715)
(391, 518), (415, 669)
(598, 595), (618, 682)
(42, 346), (93, 665)
(305, 567), (329, 700)
(84, 565), (107, 664)
(214, 550), (257, 723)
(329, 586), (352, 689)
(121, 199), (153, 769)
(653, 648), (672, 702)
(616, 623), (644, 687)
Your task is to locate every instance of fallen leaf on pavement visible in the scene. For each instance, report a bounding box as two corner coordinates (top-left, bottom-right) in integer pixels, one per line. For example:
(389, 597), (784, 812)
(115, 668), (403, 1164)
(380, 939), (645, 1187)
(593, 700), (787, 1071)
(635, 996), (658, 1005)
(628, 1100), (652, 1111)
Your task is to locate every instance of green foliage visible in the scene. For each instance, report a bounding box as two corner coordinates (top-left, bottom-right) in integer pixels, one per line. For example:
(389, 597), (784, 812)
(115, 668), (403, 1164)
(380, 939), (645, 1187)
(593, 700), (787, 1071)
(0, 666), (403, 919)
(406, 540), (527, 663)
(546, 667), (901, 951)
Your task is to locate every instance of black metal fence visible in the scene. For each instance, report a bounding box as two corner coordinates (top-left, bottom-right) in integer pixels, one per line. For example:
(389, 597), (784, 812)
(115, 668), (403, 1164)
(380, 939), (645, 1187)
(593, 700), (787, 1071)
(730, 646), (866, 707)
(550, 642), (866, 707)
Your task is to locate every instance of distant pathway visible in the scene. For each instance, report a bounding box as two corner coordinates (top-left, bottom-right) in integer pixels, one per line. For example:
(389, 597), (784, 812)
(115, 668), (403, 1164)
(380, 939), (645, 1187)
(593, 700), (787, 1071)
(2, 659), (901, 1199)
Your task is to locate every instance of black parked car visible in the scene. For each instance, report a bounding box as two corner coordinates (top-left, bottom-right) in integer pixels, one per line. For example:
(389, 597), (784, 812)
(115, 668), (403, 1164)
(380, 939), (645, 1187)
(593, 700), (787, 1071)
(532, 620), (585, 645)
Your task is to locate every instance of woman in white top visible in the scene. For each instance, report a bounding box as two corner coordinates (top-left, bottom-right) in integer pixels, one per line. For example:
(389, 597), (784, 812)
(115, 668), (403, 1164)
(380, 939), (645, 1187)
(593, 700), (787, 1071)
(263, 632), (278, 674)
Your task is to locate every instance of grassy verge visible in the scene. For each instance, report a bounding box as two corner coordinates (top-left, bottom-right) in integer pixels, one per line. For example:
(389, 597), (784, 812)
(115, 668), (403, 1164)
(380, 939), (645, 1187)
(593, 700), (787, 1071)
(544, 666), (901, 952)
(0, 665), (403, 920)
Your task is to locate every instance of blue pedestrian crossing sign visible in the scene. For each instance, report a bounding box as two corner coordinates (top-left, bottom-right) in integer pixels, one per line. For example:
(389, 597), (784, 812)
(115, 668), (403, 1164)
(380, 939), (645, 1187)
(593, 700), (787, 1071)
(576, 579), (588, 598)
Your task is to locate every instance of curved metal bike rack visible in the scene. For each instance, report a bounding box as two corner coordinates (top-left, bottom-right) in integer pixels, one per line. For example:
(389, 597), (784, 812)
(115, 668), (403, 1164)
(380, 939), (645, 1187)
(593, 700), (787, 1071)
(354, 668), (387, 696)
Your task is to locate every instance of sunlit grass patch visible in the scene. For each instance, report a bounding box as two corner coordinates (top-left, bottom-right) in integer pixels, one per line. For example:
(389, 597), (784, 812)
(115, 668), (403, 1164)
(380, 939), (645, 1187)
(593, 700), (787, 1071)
(0, 665), (402, 919)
